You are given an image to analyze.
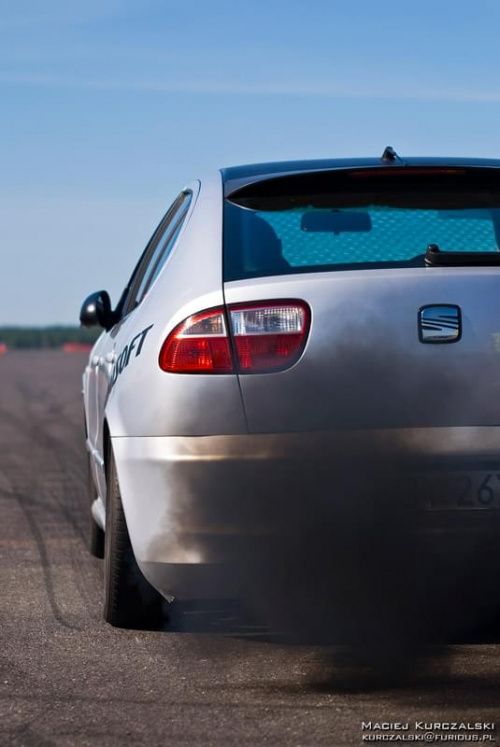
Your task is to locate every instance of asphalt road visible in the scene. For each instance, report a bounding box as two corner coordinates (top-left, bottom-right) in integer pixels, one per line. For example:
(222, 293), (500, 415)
(1, 351), (500, 747)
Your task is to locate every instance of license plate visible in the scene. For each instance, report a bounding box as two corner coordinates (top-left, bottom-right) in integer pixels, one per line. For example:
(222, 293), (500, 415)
(415, 471), (500, 510)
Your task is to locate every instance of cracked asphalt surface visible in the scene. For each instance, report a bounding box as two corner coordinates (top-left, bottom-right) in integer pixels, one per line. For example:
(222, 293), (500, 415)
(1, 351), (500, 746)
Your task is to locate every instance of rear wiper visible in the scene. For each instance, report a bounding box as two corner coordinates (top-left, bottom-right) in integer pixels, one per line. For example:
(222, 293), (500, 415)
(425, 243), (500, 266)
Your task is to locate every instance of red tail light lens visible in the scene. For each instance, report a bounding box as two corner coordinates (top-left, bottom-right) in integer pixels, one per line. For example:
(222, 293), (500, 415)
(159, 308), (233, 373)
(159, 301), (310, 374)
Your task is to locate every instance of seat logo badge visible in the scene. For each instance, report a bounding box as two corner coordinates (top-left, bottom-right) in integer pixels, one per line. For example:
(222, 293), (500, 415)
(418, 305), (461, 344)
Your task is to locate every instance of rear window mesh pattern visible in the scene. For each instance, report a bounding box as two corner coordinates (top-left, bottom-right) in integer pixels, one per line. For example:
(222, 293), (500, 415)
(259, 207), (499, 267)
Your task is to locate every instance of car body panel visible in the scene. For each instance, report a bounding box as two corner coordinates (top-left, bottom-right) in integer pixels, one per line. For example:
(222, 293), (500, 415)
(84, 174), (245, 515)
(112, 427), (500, 599)
(223, 266), (500, 433)
(103, 174), (246, 439)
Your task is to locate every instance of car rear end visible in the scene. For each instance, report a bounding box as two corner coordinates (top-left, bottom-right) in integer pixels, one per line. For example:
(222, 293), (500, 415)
(117, 162), (500, 606)
(222, 163), (500, 618)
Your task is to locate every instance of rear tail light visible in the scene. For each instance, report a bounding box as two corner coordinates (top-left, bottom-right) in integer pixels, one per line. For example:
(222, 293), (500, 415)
(229, 302), (310, 372)
(159, 308), (233, 373)
(159, 301), (310, 374)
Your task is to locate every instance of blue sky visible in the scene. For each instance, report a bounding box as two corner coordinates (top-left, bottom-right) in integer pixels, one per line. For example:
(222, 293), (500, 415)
(2, 0), (500, 324)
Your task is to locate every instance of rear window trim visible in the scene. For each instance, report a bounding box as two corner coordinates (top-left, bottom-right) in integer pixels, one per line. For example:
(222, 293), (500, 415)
(224, 257), (427, 282)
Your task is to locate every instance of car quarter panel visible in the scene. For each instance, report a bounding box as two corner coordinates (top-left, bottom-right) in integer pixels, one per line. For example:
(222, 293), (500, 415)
(104, 173), (247, 438)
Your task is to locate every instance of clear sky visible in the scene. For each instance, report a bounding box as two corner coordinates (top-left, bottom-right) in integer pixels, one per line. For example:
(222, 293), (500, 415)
(2, 0), (500, 324)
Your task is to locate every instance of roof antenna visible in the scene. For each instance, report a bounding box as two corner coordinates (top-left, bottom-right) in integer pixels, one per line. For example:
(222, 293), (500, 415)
(381, 146), (403, 164)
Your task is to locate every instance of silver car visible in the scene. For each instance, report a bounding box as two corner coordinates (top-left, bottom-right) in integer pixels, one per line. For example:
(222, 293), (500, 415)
(81, 149), (500, 628)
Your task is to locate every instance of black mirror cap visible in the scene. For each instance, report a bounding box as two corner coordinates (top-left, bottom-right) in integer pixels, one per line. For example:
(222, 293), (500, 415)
(80, 290), (114, 331)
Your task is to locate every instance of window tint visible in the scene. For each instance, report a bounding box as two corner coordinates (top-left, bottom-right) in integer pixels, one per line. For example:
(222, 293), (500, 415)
(140, 193), (192, 296)
(224, 176), (500, 280)
(263, 207), (499, 266)
(125, 191), (191, 312)
(114, 216), (170, 320)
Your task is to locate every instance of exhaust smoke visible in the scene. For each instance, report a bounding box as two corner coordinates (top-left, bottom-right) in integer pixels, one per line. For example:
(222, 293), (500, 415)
(157, 332), (500, 684)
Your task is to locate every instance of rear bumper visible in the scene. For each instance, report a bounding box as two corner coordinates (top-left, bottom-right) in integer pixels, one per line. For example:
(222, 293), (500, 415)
(112, 428), (500, 600)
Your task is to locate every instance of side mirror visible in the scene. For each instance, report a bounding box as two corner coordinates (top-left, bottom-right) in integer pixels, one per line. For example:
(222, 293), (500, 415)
(79, 290), (114, 331)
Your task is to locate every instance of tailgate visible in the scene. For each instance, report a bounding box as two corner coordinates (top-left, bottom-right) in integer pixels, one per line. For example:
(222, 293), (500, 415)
(224, 267), (500, 433)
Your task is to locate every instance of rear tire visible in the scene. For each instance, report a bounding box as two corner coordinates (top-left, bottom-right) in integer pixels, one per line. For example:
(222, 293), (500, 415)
(88, 455), (105, 559)
(103, 447), (164, 629)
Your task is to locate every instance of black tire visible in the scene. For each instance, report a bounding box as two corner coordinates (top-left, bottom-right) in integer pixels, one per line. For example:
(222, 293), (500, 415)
(103, 447), (164, 629)
(88, 455), (105, 559)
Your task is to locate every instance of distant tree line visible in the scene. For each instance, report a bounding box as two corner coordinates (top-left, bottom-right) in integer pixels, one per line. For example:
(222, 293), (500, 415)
(0, 326), (101, 349)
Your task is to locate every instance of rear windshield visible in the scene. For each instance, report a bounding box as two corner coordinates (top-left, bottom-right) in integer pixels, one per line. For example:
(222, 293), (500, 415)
(223, 169), (500, 280)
